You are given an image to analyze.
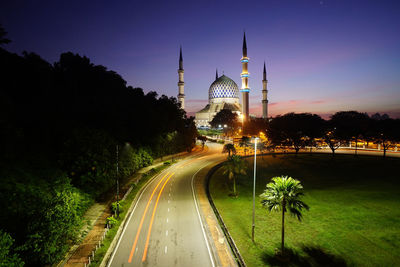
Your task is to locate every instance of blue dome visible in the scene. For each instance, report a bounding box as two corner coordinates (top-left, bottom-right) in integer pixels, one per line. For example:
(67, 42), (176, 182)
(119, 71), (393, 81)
(208, 75), (239, 100)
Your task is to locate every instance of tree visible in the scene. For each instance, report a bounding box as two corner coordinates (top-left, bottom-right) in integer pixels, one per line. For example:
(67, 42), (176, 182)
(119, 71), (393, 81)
(260, 176), (309, 254)
(0, 230), (23, 266)
(330, 111), (370, 156)
(222, 155), (247, 196)
(210, 109), (238, 130)
(372, 118), (400, 158)
(239, 136), (251, 156)
(222, 143), (236, 158)
(267, 113), (324, 155)
(0, 24), (11, 45)
(197, 135), (207, 149)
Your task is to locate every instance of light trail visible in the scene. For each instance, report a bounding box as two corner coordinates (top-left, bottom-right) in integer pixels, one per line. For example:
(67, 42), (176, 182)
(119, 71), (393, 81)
(127, 172), (170, 263)
(142, 172), (174, 262)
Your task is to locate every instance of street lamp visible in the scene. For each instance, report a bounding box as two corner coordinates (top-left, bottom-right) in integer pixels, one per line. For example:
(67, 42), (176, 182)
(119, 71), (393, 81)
(240, 114), (244, 135)
(252, 137), (259, 242)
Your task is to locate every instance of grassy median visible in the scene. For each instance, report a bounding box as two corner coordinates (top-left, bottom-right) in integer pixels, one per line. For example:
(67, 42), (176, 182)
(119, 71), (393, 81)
(209, 154), (400, 266)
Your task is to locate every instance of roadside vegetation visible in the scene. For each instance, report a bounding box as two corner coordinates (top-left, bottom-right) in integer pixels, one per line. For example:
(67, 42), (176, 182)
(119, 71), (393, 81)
(209, 154), (400, 266)
(0, 25), (197, 266)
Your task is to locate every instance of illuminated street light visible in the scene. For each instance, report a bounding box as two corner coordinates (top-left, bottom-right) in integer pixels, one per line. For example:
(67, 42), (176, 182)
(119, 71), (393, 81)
(252, 137), (259, 242)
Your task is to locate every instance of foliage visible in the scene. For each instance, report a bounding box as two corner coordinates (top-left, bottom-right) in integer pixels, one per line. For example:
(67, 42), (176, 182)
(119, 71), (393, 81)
(267, 113), (324, 155)
(260, 176), (309, 253)
(0, 169), (90, 266)
(0, 230), (24, 267)
(222, 155), (247, 196)
(111, 200), (125, 214)
(210, 109), (238, 130)
(106, 216), (117, 228)
(239, 136), (251, 155)
(0, 24), (11, 45)
(222, 143), (236, 158)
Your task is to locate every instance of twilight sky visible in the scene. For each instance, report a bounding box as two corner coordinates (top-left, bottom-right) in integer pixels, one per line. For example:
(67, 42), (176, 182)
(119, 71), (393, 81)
(1, 0), (400, 118)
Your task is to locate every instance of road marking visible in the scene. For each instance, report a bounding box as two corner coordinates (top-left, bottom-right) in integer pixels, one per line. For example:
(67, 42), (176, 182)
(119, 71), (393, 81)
(168, 200), (170, 203)
(168, 208), (170, 212)
(107, 167), (172, 267)
(167, 218), (169, 223)
(142, 173), (174, 262)
(166, 230), (168, 236)
(165, 246), (168, 254)
(127, 172), (170, 263)
(169, 193), (170, 197)
(191, 163), (216, 267)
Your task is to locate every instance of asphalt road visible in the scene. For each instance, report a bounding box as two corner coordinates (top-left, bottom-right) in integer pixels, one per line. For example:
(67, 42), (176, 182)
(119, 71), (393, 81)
(107, 143), (224, 267)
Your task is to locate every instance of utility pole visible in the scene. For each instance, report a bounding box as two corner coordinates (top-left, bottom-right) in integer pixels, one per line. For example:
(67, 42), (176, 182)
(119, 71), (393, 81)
(116, 144), (120, 218)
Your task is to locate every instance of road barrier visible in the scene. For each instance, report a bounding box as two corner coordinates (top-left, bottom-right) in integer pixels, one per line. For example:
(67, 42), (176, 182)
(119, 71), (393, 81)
(205, 162), (247, 267)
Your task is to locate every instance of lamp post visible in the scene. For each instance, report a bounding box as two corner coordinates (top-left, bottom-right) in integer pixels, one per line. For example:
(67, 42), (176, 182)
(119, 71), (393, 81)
(252, 137), (259, 242)
(116, 144), (120, 218)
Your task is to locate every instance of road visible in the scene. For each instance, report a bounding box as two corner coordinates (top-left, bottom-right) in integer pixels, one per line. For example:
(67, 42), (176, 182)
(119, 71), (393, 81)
(107, 143), (224, 267)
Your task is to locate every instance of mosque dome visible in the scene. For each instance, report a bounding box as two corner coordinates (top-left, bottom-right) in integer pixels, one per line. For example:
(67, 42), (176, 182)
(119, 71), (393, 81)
(208, 75), (239, 100)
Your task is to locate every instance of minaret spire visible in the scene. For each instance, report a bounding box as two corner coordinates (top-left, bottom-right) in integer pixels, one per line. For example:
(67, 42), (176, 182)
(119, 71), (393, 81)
(242, 32), (247, 58)
(240, 32), (250, 122)
(216, 68), (218, 80)
(177, 46), (185, 109)
(262, 61), (269, 119)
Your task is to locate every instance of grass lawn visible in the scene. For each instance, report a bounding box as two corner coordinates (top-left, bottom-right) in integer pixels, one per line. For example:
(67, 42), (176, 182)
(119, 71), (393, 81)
(209, 154), (400, 266)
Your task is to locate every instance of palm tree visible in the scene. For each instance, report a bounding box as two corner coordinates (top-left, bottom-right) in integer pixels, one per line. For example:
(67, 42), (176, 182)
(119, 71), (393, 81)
(239, 136), (251, 156)
(260, 176), (309, 254)
(222, 143), (236, 158)
(222, 155), (247, 196)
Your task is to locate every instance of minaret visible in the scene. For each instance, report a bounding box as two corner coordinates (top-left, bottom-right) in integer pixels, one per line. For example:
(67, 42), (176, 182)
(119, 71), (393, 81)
(262, 61), (269, 119)
(215, 68), (218, 80)
(240, 32), (250, 121)
(177, 46), (185, 109)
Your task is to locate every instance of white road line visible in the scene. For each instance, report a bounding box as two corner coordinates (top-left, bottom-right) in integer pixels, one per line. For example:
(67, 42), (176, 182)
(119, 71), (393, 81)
(169, 193), (171, 197)
(166, 230), (168, 236)
(165, 246), (168, 254)
(107, 168), (171, 267)
(191, 162), (216, 267)
(168, 208), (170, 212)
(167, 218), (169, 223)
(168, 200), (170, 203)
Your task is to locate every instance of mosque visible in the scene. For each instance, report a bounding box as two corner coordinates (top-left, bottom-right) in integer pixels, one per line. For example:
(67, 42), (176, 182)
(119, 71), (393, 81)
(177, 33), (269, 127)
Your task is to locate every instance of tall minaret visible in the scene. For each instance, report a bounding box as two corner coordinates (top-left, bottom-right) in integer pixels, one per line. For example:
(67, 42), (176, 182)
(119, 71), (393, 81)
(215, 68), (218, 80)
(177, 46), (185, 109)
(240, 32), (250, 121)
(262, 61), (269, 119)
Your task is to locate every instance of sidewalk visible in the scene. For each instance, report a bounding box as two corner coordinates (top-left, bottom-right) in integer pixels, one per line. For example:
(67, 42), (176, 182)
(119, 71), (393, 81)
(59, 148), (197, 267)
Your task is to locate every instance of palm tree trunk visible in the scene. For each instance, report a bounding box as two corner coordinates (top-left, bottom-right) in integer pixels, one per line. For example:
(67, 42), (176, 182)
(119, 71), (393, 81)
(281, 198), (285, 254)
(233, 176), (237, 196)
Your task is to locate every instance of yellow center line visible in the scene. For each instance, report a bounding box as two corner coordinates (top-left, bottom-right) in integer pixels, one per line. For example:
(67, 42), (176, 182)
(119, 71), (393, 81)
(127, 172), (170, 263)
(141, 172), (175, 262)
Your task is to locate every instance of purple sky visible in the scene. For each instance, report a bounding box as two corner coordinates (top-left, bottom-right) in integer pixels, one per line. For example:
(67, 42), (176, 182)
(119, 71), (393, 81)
(2, 0), (400, 118)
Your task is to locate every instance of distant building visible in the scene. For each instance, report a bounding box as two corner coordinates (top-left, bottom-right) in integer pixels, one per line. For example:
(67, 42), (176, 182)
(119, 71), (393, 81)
(178, 33), (269, 127)
(195, 73), (242, 127)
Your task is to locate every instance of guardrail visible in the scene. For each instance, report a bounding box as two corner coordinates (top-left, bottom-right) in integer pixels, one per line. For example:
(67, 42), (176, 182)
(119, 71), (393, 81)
(205, 163), (247, 267)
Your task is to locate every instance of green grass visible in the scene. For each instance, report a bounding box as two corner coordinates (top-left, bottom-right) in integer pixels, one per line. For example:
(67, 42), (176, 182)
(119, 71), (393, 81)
(90, 162), (174, 266)
(209, 154), (400, 266)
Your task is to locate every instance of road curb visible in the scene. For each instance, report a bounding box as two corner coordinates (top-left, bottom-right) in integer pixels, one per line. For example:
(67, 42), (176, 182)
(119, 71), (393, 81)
(205, 162), (247, 267)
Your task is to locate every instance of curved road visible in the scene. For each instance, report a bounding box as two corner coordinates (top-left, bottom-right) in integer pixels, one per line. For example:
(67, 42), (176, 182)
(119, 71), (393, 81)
(107, 143), (225, 267)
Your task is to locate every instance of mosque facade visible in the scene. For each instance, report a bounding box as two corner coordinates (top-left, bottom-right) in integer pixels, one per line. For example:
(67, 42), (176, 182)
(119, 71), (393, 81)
(177, 33), (269, 127)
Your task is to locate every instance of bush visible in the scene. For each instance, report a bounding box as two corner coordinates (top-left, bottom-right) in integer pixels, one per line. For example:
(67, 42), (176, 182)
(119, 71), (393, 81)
(106, 216), (117, 228)
(111, 200), (125, 214)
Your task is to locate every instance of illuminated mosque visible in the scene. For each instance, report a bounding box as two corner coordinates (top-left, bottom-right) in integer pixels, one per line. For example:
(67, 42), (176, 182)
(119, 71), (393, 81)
(177, 33), (269, 127)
